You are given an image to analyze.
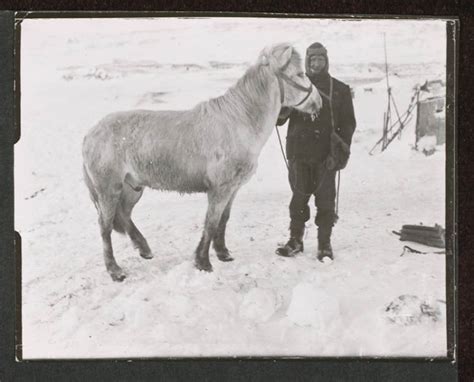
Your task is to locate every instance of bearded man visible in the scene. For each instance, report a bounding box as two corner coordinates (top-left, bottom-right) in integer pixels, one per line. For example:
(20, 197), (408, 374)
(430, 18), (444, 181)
(276, 42), (356, 261)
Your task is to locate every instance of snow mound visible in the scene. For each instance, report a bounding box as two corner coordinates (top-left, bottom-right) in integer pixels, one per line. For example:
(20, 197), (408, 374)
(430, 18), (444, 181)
(385, 295), (443, 326)
(161, 261), (217, 290)
(417, 135), (438, 156)
(238, 288), (281, 323)
(161, 293), (195, 323)
(62, 66), (122, 81)
(286, 282), (340, 327)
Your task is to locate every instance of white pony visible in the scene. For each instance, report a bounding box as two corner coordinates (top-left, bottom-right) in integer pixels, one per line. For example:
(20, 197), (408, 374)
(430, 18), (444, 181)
(82, 43), (322, 281)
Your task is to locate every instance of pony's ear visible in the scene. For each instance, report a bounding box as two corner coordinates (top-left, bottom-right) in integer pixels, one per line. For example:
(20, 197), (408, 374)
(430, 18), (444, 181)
(275, 46), (293, 69)
(260, 55), (270, 66)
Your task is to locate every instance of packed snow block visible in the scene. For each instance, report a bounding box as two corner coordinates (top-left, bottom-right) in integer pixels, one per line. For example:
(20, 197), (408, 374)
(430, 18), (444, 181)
(238, 288), (278, 322)
(238, 288), (281, 323)
(286, 283), (340, 327)
(385, 295), (443, 326)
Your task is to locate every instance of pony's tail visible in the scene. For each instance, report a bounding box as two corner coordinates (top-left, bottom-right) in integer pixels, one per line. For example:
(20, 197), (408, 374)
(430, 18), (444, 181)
(82, 163), (127, 235)
(83, 163), (100, 212)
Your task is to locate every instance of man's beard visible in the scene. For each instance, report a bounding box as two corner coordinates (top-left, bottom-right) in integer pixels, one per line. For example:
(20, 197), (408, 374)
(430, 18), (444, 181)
(309, 67), (324, 75)
(307, 69), (330, 90)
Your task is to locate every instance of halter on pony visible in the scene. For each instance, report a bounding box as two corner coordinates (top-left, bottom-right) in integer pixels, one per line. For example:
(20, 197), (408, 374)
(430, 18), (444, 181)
(275, 56), (315, 110)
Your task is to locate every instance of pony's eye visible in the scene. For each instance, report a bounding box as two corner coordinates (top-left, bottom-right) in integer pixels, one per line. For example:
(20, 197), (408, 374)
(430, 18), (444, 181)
(297, 72), (305, 78)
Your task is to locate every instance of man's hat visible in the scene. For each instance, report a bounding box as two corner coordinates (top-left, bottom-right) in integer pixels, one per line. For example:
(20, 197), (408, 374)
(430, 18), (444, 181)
(305, 42), (329, 74)
(306, 42), (328, 59)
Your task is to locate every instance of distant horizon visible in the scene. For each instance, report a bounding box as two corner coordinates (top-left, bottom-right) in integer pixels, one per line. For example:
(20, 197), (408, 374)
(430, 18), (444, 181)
(22, 17), (448, 67)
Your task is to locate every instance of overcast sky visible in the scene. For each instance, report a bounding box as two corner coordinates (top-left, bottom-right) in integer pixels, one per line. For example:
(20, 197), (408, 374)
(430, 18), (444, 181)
(22, 17), (448, 66)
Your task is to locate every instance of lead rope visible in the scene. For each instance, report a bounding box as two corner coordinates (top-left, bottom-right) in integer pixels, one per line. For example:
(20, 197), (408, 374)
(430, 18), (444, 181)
(336, 169), (340, 218)
(275, 126), (289, 170)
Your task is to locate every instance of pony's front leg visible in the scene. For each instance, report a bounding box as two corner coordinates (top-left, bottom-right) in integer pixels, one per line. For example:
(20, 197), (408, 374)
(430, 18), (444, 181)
(213, 191), (238, 262)
(195, 190), (234, 272)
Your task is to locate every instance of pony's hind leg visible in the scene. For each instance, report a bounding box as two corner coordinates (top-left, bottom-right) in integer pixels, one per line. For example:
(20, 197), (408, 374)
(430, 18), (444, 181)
(213, 191), (238, 262)
(195, 189), (235, 272)
(116, 183), (153, 259)
(97, 184), (127, 282)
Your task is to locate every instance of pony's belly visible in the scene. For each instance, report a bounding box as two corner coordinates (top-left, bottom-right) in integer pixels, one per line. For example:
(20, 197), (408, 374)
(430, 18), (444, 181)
(132, 162), (209, 194)
(148, 177), (209, 194)
(129, 150), (257, 194)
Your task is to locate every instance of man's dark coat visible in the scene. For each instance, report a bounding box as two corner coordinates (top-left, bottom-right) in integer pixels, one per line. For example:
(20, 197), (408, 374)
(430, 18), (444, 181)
(278, 75), (356, 166)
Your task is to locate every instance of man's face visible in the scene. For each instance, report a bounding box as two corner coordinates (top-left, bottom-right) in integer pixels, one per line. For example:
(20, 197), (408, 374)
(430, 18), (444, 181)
(308, 55), (326, 74)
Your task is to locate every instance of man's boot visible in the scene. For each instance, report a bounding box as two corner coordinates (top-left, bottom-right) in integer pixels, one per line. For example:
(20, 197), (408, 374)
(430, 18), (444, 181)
(276, 224), (304, 257)
(317, 226), (333, 261)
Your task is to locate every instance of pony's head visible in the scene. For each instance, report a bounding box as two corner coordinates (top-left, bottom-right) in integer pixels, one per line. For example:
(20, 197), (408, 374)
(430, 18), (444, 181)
(259, 43), (322, 117)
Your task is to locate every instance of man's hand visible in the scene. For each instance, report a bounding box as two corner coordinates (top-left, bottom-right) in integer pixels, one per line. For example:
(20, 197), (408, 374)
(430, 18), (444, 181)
(276, 107), (292, 126)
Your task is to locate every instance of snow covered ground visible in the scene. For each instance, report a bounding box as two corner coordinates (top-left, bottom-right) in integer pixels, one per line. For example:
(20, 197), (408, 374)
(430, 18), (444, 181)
(16, 18), (448, 358)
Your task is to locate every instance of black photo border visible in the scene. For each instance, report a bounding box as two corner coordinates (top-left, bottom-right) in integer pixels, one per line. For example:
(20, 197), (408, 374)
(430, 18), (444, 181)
(0, 4), (470, 381)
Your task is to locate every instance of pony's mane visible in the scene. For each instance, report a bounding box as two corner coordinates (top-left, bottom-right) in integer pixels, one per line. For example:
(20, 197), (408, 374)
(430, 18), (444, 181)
(194, 44), (302, 129)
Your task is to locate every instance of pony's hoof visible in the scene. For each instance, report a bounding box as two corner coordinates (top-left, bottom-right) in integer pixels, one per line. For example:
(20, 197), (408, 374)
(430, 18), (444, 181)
(195, 259), (213, 272)
(140, 251), (154, 260)
(217, 250), (234, 262)
(110, 269), (127, 282)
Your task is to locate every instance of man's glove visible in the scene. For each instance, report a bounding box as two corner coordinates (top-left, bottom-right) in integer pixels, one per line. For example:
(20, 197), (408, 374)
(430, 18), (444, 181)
(324, 131), (351, 171)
